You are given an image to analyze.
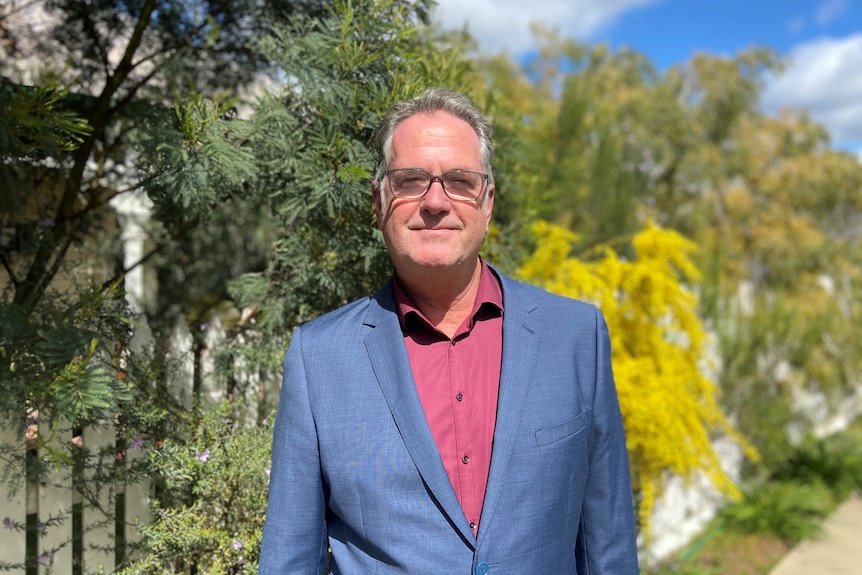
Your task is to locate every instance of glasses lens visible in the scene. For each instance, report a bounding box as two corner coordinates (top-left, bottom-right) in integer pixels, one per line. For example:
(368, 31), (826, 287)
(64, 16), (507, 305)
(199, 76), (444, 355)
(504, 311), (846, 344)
(389, 170), (431, 198)
(442, 171), (484, 200)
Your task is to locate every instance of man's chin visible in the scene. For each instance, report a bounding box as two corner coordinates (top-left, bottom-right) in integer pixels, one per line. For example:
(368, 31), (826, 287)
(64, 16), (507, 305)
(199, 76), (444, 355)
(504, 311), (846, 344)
(404, 253), (475, 272)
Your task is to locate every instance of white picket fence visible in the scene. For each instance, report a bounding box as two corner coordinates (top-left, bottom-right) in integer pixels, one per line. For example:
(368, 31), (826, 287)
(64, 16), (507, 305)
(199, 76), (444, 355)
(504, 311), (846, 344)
(0, 416), (149, 573)
(0, 307), (275, 574)
(0, 193), (254, 574)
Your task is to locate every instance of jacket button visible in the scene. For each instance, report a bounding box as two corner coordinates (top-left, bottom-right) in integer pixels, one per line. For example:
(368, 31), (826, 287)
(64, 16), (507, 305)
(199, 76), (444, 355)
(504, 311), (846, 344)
(475, 562), (490, 575)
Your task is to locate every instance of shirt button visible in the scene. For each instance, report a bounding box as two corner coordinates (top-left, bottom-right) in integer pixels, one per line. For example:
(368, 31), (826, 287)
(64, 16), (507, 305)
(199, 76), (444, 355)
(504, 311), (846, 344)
(476, 562), (490, 575)
(462, 454), (470, 464)
(456, 392), (463, 402)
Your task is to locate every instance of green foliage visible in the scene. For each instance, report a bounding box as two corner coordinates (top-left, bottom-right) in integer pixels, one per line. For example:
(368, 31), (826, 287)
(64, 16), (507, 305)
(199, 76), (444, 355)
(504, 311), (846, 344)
(717, 481), (832, 545)
(772, 438), (862, 501)
(712, 283), (862, 479)
(0, 75), (92, 157)
(502, 34), (658, 247)
(118, 401), (272, 575)
(233, 0), (476, 335)
(1, 286), (134, 426)
(137, 92), (258, 220)
(50, 342), (132, 422)
(484, 43), (862, 473)
(648, 530), (788, 575)
(712, 297), (801, 474)
(1, 1), (314, 568)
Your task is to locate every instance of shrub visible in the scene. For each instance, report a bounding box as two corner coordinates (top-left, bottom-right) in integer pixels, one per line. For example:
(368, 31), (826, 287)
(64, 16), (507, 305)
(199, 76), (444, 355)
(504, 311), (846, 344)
(717, 480), (832, 545)
(771, 437), (862, 501)
(518, 221), (756, 534)
(118, 400), (273, 574)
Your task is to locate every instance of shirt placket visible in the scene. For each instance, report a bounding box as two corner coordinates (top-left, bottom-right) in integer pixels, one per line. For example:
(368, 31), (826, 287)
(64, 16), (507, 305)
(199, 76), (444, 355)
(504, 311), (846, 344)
(449, 336), (479, 534)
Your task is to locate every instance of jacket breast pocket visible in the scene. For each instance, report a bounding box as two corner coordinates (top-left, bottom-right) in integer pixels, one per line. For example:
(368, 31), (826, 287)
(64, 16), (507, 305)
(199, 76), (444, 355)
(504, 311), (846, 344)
(534, 410), (587, 447)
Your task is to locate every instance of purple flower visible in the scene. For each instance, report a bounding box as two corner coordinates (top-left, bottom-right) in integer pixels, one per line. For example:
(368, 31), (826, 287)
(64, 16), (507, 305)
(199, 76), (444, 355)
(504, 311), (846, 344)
(130, 434), (144, 449)
(37, 551), (54, 565)
(196, 449), (211, 462)
(199, 322), (210, 332)
(232, 539), (243, 550)
(265, 468), (271, 477)
(38, 217), (54, 228)
(3, 517), (15, 530)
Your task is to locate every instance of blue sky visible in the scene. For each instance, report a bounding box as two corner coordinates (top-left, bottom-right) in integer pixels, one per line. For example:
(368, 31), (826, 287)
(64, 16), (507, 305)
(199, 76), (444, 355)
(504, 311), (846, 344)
(432, 0), (862, 154)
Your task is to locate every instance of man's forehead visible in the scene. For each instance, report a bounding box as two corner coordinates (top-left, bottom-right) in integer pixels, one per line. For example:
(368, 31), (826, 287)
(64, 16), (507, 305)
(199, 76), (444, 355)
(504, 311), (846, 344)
(393, 110), (475, 136)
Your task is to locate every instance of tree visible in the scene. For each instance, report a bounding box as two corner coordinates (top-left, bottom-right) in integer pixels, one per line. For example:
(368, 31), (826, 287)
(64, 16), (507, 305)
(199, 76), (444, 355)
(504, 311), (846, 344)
(481, 40), (862, 483)
(113, 0), (479, 571)
(227, 0), (473, 339)
(0, 0), (314, 433)
(0, 0), (342, 569)
(517, 220), (757, 535)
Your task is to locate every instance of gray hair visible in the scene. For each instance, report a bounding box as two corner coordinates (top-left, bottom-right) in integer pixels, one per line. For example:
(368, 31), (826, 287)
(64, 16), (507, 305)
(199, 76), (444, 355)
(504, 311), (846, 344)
(374, 88), (494, 183)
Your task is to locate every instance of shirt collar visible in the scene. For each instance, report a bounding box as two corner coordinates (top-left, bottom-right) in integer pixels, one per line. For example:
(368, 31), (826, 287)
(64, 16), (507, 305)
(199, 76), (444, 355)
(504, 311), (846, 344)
(392, 259), (504, 332)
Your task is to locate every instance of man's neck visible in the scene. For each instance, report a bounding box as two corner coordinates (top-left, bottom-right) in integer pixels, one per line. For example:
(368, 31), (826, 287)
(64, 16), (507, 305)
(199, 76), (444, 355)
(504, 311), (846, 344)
(395, 259), (483, 338)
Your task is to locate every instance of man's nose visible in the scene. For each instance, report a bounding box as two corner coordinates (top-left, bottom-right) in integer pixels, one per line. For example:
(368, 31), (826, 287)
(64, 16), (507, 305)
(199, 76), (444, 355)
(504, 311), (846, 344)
(420, 178), (450, 212)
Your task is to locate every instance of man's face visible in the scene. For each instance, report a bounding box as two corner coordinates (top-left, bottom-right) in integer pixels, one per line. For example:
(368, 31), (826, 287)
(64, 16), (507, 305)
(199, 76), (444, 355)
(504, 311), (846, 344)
(373, 111), (494, 275)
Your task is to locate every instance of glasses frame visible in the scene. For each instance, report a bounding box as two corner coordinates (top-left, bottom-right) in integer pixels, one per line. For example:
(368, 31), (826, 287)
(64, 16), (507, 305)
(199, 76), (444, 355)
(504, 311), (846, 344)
(384, 168), (490, 202)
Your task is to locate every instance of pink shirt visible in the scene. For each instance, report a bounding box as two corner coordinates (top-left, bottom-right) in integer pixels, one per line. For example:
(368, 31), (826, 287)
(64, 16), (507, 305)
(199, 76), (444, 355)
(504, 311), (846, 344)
(393, 262), (503, 537)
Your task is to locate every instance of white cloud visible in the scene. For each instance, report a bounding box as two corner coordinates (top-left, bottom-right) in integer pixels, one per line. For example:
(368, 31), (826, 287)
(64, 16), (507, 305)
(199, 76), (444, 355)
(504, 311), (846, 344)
(431, 0), (659, 57)
(815, 0), (846, 25)
(762, 34), (862, 145)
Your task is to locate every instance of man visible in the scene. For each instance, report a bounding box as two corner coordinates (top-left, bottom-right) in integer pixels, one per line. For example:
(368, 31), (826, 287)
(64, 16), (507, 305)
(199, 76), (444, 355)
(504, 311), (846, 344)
(260, 88), (639, 574)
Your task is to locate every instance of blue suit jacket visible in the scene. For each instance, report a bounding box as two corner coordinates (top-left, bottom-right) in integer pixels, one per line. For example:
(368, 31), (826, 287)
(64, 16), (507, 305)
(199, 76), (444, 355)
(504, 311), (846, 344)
(260, 270), (639, 574)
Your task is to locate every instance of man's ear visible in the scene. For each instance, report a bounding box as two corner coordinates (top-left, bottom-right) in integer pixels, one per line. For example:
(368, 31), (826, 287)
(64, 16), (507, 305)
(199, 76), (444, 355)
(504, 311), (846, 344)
(372, 180), (383, 229)
(484, 182), (495, 228)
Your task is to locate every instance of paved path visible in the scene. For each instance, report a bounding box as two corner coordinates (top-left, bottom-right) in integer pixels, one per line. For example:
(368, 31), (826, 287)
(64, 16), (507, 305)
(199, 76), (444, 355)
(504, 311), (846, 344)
(769, 495), (862, 575)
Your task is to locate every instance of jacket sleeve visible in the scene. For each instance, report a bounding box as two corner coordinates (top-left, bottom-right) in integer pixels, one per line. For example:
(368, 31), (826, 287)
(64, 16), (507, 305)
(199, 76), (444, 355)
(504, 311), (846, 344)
(259, 326), (329, 574)
(575, 310), (640, 574)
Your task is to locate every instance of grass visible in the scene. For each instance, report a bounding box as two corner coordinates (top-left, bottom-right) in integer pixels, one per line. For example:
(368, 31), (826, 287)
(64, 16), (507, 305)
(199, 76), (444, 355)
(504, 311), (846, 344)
(652, 531), (790, 575)
(647, 416), (862, 575)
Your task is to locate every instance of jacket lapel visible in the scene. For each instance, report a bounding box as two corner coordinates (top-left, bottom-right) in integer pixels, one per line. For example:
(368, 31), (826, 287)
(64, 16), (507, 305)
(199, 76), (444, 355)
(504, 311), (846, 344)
(363, 282), (476, 546)
(477, 274), (540, 545)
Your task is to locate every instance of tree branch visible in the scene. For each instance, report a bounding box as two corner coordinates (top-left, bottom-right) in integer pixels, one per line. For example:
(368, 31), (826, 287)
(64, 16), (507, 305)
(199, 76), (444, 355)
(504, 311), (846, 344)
(12, 0), (158, 316)
(1, 250), (20, 287)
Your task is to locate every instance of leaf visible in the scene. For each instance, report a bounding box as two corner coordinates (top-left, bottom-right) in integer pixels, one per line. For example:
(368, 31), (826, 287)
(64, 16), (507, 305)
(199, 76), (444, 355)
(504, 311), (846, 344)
(54, 365), (130, 422)
(35, 327), (100, 370)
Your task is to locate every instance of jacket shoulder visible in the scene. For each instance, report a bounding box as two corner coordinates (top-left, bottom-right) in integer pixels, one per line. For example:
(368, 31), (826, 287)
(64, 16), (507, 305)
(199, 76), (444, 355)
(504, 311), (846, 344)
(293, 281), (394, 340)
(495, 270), (602, 320)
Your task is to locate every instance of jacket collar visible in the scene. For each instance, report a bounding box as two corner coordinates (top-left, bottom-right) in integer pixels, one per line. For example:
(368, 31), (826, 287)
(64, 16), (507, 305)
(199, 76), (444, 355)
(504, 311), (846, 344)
(362, 269), (540, 546)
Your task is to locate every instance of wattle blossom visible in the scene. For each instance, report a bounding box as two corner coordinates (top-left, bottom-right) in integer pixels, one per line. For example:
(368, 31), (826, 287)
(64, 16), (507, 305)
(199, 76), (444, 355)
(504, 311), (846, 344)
(517, 220), (756, 539)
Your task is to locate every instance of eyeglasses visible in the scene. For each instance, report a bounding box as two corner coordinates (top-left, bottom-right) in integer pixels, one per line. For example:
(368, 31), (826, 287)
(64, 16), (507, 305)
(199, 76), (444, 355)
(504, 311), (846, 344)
(384, 168), (489, 201)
